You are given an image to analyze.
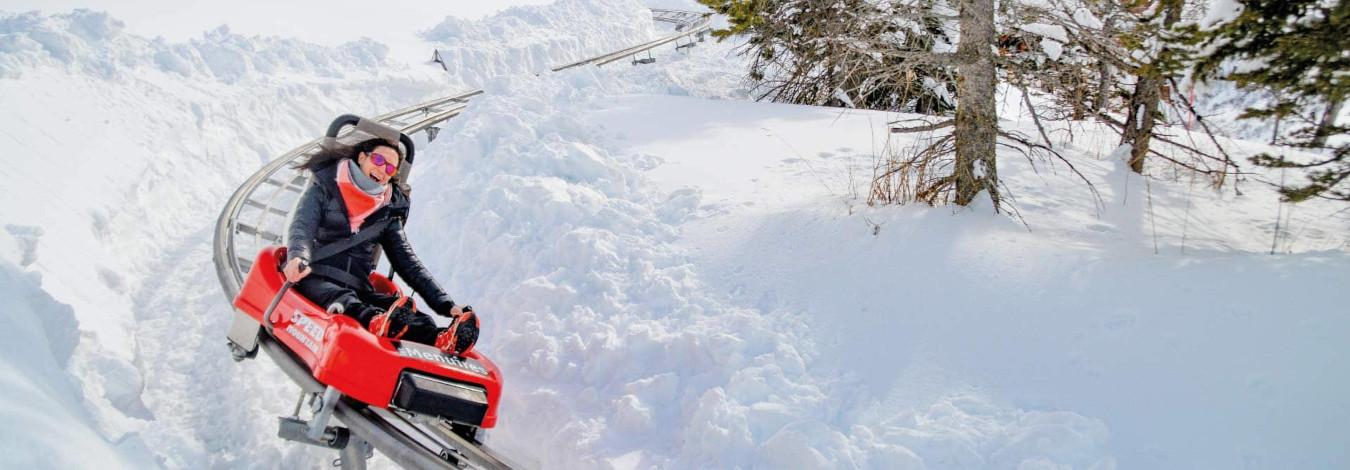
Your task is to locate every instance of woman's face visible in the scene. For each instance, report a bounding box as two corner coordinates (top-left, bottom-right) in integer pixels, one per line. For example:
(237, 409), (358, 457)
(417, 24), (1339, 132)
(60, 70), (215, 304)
(358, 145), (401, 185)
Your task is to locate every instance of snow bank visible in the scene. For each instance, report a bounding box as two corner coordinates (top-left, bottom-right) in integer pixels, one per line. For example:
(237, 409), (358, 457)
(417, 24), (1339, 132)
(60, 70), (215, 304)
(0, 320), (146, 467)
(0, 9), (403, 82)
(421, 0), (654, 84)
(384, 53), (1123, 466)
(583, 78), (1350, 468)
(0, 229), (154, 468)
(0, 8), (456, 468)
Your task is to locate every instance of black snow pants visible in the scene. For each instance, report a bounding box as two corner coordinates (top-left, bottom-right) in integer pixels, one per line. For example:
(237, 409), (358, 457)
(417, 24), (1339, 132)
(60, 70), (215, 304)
(295, 275), (442, 345)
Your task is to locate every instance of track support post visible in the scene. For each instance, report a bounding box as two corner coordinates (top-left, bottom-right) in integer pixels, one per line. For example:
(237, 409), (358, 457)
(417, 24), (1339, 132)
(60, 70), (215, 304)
(309, 385), (342, 441)
(338, 437), (372, 470)
(276, 386), (352, 450)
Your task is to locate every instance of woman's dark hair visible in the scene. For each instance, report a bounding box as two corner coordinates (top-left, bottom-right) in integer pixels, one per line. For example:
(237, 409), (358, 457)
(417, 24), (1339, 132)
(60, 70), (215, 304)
(294, 137), (403, 173)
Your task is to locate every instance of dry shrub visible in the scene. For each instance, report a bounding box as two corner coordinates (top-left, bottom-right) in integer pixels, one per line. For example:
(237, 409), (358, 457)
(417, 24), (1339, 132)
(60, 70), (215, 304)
(869, 131), (956, 206)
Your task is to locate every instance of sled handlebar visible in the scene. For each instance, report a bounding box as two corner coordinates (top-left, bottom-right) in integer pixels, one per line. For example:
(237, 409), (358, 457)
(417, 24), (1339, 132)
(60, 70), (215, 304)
(261, 281), (290, 335)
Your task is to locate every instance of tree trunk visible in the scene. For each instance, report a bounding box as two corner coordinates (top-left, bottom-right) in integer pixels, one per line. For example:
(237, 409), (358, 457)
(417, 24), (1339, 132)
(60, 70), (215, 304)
(1091, 5), (1117, 116)
(1093, 60), (1112, 115)
(1071, 67), (1087, 120)
(953, 0), (999, 208)
(1119, 1), (1181, 174)
(1313, 98), (1344, 147)
(1121, 74), (1162, 173)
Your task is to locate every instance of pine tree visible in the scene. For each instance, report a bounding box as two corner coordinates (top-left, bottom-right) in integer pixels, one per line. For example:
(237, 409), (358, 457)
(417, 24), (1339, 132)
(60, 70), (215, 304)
(1195, 0), (1350, 202)
(704, 0), (1002, 208)
(699, 0), (958, 113)
(1004, 0), (1245, 186)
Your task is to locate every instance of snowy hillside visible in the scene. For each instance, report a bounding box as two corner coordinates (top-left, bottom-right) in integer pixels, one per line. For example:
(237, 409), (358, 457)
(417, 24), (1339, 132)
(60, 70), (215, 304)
(2, 1), (1348, 469)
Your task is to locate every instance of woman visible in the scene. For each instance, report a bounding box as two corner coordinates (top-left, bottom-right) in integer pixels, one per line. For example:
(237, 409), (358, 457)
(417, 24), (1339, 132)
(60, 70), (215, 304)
(282, 137), (478, 355)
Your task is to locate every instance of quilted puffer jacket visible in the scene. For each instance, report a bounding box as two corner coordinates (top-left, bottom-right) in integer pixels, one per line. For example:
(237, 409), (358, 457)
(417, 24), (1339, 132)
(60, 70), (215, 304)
(285, 160), (455, 314)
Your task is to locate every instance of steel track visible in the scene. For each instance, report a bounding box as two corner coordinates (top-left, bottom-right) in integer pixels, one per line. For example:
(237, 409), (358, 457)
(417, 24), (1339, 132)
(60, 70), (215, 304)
(211, 9), (711, 470)
(551, 9), (712, 71)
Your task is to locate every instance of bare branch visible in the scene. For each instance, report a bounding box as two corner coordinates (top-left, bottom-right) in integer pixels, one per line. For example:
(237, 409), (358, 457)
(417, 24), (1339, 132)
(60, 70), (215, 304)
(998, 129), (1105, 210)
(1016, 80), (1056, 148)
(890, 119), (955, 133)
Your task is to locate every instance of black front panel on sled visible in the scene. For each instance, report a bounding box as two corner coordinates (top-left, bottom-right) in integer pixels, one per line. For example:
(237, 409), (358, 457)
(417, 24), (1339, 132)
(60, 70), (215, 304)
(392, 371), (490, 426)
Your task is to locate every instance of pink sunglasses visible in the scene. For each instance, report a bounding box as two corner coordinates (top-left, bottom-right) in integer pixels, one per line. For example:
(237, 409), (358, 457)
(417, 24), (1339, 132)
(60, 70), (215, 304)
(368, 151), (399, 175)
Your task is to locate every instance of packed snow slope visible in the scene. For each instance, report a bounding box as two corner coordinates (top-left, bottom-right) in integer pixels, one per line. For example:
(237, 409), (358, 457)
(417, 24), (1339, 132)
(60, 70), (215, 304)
(3, 1), (1349, 469)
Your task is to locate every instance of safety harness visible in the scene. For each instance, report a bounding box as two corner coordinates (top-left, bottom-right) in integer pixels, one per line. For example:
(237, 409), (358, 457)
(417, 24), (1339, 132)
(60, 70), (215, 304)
(306, 217), (396, 289)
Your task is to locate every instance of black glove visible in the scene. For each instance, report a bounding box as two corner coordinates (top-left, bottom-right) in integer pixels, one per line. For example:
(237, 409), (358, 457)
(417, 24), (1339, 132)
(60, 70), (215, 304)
(355, 305), (383, 327)
(386, 304), (416, 336)
(447, 308), (479, 355)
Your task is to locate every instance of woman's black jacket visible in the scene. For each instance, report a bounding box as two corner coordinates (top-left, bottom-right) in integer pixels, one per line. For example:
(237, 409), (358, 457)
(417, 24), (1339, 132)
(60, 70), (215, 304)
(285, 161), (455, 314)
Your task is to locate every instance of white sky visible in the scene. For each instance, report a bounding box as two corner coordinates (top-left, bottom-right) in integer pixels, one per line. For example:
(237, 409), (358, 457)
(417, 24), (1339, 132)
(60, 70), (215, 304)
(0, 0), (555, 46)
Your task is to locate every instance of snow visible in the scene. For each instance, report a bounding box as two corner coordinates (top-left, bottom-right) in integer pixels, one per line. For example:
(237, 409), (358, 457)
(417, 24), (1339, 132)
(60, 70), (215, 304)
(1019, 23), (1068, 43)
(832, 87), (857, 108)
(587, 86), (1350, 469)
(1, 1), (1349, 469)
(1041, 39), (1064, 61)
(0, 229), (154, 469)
(0, 7), (454, 467)
(1015, 23), (1067, 60)
(923, 76), (955, 108)
(1070, 7), (1104, 30)
(1201, 0), (1245, 28)
(0, 9), (410, 81)
(1, 0), (558, 55)
(420, 0), (655, 84)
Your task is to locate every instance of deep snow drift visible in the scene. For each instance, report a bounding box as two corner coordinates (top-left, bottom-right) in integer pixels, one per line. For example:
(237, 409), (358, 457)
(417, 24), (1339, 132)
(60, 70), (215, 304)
(2, 1), (1348, 469)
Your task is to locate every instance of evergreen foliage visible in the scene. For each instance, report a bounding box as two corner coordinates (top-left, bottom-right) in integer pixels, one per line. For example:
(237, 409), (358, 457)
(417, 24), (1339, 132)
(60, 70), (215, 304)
(1195, 0), (1350, 202)
(698, 0), (958, 114)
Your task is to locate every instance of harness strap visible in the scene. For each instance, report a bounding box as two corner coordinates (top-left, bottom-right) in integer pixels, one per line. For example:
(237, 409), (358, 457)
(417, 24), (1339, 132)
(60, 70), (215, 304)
(309, 218), (393, 263)
(310, 264), (368, 290)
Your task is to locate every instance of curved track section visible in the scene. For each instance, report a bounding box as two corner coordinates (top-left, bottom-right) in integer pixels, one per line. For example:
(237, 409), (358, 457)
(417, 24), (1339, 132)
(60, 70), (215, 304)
(551, 9), (712, 71)
(211, 9), (712, 470)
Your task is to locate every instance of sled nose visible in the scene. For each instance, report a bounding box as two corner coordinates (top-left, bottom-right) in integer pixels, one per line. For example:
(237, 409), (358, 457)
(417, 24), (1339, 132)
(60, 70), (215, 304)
(392, 371), (490, 427)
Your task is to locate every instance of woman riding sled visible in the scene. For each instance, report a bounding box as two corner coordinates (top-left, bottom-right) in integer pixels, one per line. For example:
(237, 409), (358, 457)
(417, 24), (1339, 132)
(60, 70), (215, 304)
(282, 137), (478, 355)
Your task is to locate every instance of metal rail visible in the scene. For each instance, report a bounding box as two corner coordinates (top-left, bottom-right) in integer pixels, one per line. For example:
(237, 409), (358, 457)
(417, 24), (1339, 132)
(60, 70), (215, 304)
(550, 9), (712, 71)
(212, 8), (711, 470)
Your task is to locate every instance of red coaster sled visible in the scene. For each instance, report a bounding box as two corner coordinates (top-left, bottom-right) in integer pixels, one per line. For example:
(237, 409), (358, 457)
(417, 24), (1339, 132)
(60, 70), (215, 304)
(233, 246), (501, 429)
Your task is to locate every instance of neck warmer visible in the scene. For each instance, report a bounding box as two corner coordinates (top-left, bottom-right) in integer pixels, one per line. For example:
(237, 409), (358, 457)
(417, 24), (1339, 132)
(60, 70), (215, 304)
(347, 158), (386, 195)
(336, 159), (391, 233)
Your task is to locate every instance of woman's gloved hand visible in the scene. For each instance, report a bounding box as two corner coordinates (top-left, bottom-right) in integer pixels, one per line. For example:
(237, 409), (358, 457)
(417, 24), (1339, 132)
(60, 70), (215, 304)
(446, 304), (466, 317)
(283, 258), (311, 282)
(436, 305), (478, 356)
(386, 305), (416, 337)
(369, 303), (416, 339)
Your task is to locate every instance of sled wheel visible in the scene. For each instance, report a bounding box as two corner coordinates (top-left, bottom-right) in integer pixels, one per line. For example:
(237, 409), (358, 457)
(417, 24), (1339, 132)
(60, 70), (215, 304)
(450, 423), (478, 444)
(327, 426), (351, 449)
(228, 341), (255, 362)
